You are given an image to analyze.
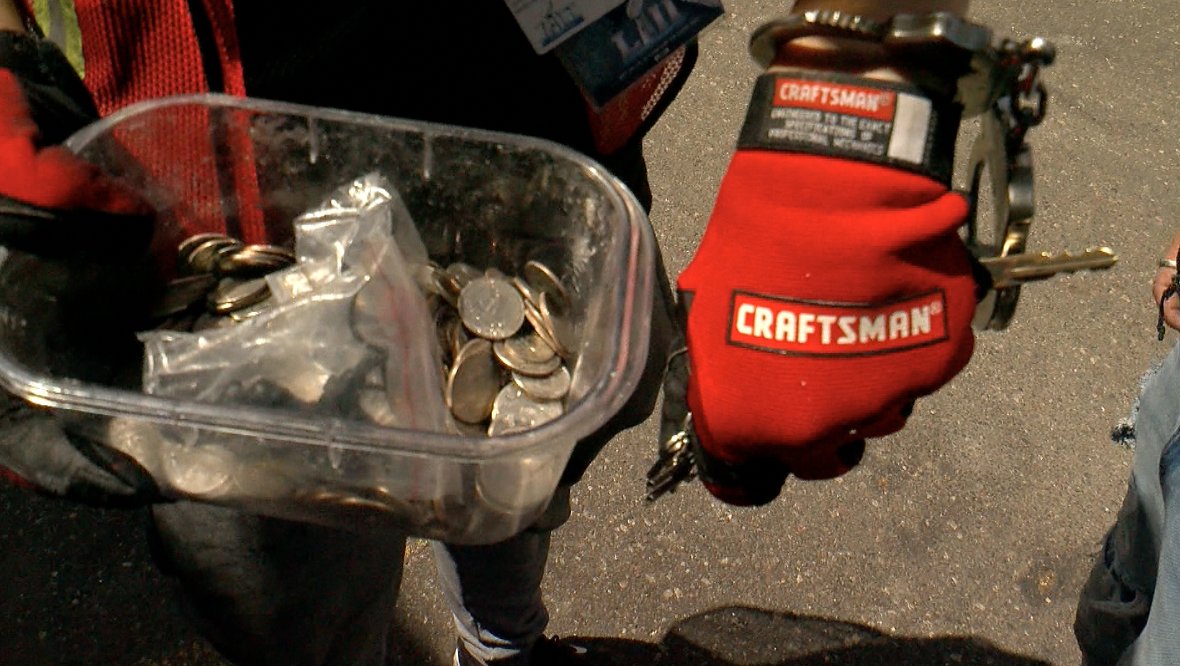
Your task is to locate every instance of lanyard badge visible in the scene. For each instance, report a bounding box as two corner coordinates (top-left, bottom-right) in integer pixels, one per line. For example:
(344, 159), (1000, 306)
(502, 0), (623, 53)
(505, 0), (724, 108)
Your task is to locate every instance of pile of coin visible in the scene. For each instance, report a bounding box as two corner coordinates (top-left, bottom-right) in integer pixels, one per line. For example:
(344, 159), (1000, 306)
(151, 233), (579, 439)
(417, 259), (577, 437)
(150, 232), (297, 331)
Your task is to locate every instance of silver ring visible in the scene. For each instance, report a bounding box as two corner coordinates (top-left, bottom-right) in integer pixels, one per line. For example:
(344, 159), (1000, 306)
(1161, 259), (1178, 269)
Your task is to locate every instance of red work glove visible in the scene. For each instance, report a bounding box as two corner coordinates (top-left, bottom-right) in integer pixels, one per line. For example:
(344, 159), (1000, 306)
(0, 30), (150, 254)
(0, 72), (143, 213)
(678, 69), (979, 505)
(0, 32), (158, 506)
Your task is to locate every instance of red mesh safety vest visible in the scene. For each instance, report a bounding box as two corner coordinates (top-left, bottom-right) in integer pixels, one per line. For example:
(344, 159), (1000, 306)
(15, 1), (681, 247)
(19, 0), (244, 115)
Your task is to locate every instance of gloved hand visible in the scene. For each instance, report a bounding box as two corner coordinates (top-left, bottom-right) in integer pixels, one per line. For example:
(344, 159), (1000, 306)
(0, 32), (160, 506)
(0, 32), (151, 254)
(673, 59), (979, 505)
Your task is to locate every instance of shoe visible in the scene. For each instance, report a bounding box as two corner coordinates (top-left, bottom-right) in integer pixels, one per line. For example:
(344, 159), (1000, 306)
(455, 635), (593, 666)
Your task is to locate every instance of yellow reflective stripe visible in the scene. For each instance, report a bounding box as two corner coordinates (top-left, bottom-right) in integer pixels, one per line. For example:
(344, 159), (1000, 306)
(30, 0), (84, 78)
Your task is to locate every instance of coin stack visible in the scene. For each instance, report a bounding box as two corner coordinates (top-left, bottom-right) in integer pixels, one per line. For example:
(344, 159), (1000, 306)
(150, 232), (297, 331)
(151, 233), (579, 438)
(420, 259), (577, 437)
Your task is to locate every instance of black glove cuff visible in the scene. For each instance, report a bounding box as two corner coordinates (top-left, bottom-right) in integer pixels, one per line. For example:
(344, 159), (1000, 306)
(687, 427), (789, 507)
(0, 30), (97, 144)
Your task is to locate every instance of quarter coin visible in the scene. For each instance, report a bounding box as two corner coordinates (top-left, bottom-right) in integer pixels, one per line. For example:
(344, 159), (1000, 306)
(219, 244), (296, 277)
(522, 298), (562, 357)
(302, 488), (398, 515)
(178, 233), (232, 273)
(178, 232), (231, 262)
(447, 317), (469, 362)
(512, 366), (571, 401)
(106, 418), (162, 477)
(458, 277), (524, 340)
(446, 338), (501, 424)
(208, 277), (271, 315)
(501, 351), (561, 378)
(511, 276), (541, 308)
(163, 444), (234, 497)
(487, 384), (564, 436)
(186, 236), (243, 275)
(523, 260), (569, 309)
(446, 262), (483, 292)
(414, 262), (449, 298)
(538, 292), (575, 359)
(493, 332), (555, 367)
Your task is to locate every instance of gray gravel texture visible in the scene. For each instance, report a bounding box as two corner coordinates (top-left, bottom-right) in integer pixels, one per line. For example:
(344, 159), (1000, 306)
(2, 1), (1178, 664)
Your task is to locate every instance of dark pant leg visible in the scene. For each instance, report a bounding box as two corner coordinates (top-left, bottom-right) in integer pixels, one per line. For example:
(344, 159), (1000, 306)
(1074, 514), (1152, 665)
(1074, 351), (1180, 665)
(149, 501), (408, 666)
(1121, 438), (1180, 664)
(435, 486), (572, 665)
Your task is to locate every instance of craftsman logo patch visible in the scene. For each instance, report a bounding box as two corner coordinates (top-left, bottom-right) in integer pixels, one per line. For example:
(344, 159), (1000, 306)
(737, 71), (957, 185)
(773, 78), (896, 121)
(728, 290), (949, 357)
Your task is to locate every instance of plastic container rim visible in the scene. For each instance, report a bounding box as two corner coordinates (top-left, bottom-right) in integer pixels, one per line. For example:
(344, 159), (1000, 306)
(0, 93), (655, 462)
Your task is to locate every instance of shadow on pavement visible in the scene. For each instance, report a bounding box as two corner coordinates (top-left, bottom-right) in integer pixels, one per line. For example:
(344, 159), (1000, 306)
(1, 483), (1053, 666)
(566, 605), (1051, 666)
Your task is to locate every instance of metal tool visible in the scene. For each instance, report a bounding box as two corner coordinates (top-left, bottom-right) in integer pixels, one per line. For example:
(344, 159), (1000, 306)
(964, 37), (1119, 329)
(751, 11), (1000, 116)
(978, 247), (1118, 289)
(645, 413), (697, 501)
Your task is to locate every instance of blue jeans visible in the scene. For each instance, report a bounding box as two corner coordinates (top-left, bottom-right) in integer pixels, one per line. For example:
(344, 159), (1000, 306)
(435, 485), (572, 666)
(1076, 342), (1180, 665)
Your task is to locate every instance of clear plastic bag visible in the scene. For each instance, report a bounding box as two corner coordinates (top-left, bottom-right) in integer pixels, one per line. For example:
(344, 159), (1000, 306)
(139, 173), (449, 435)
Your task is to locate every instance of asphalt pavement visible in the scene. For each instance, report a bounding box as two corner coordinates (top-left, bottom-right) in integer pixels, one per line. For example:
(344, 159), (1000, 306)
(3, 1), (1179, 664)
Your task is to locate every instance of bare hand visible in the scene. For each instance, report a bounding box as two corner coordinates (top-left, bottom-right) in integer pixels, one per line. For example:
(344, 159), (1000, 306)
(1153, 230), (1180, 333)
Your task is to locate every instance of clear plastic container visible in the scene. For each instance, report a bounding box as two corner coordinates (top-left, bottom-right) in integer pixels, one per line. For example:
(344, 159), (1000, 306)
(0, 94), (653, 544)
